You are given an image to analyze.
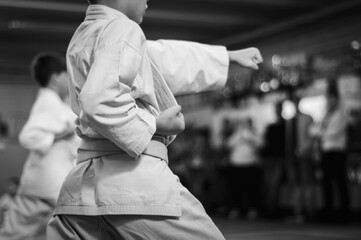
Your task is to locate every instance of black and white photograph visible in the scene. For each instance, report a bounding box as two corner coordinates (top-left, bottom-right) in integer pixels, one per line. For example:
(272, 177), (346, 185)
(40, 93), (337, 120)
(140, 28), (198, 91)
(0, 0), (360, 239)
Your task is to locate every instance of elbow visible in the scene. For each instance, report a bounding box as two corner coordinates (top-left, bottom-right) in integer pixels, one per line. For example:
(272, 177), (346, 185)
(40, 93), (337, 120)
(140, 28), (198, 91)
(18, 133), (27, 148)
(79, 92), (98, 121)
(18, 131), (52, 152)
(18, 129), (32, 148)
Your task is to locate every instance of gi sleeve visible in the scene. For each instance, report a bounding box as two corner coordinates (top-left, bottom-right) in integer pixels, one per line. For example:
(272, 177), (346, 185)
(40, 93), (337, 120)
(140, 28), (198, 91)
(19, 98), (76, 154)
(78, 20), (156, 157)
(147, 40), (229, 95)
(19, 122), (55, 154)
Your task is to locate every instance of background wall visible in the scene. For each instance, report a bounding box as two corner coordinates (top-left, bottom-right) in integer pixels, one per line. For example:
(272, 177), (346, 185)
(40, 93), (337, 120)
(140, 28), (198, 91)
(0, 76), (37, 195)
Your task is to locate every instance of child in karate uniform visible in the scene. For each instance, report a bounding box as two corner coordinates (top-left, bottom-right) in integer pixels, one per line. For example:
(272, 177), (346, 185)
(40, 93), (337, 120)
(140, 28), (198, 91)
(47, 1), (263, 239)
(0, 53), (79, 240)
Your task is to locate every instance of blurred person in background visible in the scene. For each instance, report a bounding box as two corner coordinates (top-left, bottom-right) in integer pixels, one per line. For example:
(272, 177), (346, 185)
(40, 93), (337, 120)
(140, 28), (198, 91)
(261, 101), (287, 218)
(212, 117), (238, 215)
(187, 129), (214, 211)
(0, 53), (79, 240)
(288, 95), (315, 223)
(0, 177), (19, 229)
(311, 76), (350, 223)
(226, 118), (263, 220)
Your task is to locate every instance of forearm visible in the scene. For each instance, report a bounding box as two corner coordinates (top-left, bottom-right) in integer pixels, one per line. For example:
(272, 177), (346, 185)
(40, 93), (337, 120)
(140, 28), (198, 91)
(147, 40), (229, 95)
(19, 127), (54, 153)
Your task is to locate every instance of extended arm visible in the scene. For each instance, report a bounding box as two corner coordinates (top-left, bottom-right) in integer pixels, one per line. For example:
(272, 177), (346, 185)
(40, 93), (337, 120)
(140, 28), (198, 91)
(147, 40), (262, 95)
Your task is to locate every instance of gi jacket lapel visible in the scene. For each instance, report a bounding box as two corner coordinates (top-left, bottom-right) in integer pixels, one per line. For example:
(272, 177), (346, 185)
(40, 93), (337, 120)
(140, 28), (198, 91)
(149, 60), (178, 111)
(149, 59), (178, 145)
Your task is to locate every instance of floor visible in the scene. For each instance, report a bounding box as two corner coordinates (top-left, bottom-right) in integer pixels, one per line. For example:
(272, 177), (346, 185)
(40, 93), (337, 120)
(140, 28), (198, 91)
(213, 218), (361, 240)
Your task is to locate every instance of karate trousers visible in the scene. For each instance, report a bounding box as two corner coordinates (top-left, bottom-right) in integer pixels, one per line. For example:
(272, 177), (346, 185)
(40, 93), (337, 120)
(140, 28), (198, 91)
(47, 183), (225, 240)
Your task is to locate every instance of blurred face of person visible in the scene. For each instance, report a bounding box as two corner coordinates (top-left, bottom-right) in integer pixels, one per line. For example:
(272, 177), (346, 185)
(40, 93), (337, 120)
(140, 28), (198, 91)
(57, 72), (69, 99)
(49, 71), (69, 100)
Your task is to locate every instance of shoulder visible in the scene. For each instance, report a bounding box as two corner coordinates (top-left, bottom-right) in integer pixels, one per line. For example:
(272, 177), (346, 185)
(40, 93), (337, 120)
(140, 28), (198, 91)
(100, 18), (145, 47)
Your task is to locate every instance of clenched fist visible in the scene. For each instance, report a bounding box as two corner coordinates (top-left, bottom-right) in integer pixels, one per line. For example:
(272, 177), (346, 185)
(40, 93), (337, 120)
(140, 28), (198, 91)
(228, 47), (263, 70)
(155, 105), (185, 136)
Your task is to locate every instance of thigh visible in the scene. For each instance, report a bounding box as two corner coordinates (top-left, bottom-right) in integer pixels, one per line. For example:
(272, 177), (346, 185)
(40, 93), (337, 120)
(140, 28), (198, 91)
(106, 185), (225, 240)
(0, 195), (54, 240)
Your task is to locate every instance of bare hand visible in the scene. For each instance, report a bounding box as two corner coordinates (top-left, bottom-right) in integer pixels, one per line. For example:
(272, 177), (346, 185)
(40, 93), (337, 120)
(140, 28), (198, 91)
(228, 47), (263, 70)
(156, 105), (185, 136)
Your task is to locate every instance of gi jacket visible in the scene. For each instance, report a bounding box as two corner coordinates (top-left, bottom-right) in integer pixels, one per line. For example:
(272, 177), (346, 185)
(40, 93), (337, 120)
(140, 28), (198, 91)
(55, 5), (229, 217)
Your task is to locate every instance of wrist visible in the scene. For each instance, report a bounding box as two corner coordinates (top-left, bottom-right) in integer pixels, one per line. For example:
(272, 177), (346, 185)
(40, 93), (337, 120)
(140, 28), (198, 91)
(227, 51), (236, 62)
(152, 134), (167, 144)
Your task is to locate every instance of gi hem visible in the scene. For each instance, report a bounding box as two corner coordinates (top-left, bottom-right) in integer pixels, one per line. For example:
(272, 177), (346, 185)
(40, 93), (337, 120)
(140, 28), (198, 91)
(54, 204), (181, 217)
